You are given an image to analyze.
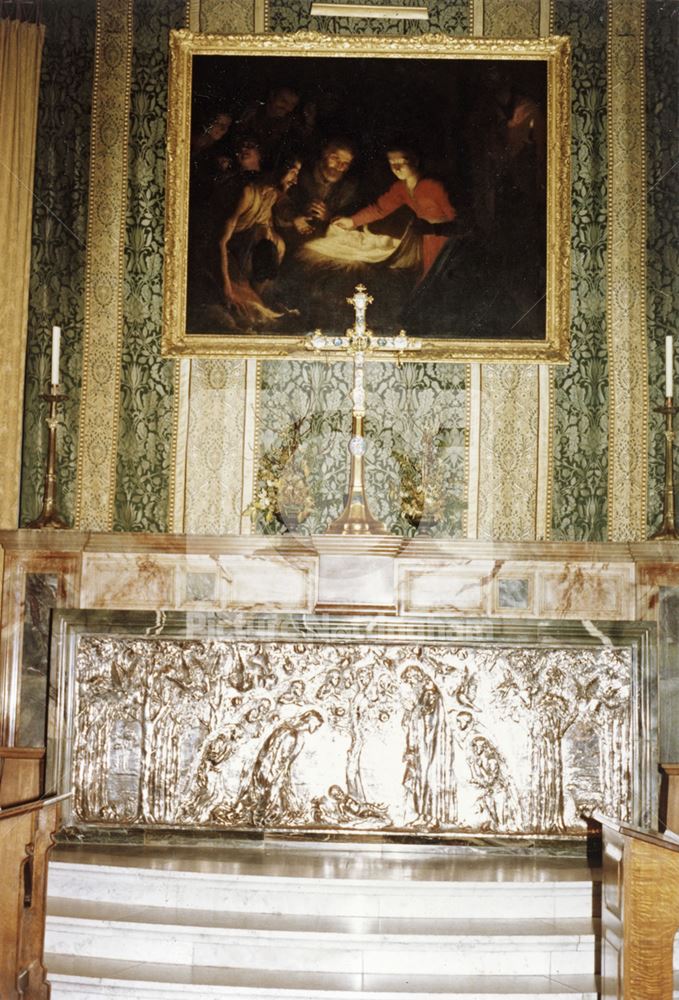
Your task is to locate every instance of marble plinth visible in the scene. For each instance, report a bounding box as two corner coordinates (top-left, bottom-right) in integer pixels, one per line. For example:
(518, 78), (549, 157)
(0, 531), (651, 619)
(48, 846), (597, 920)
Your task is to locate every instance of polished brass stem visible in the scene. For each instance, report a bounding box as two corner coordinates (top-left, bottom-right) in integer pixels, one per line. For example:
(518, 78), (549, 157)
(650, 397), (679, 541)
(27, 386), (68, 529)
(306, 285), (421, 536)
(326, 411), (387, 536)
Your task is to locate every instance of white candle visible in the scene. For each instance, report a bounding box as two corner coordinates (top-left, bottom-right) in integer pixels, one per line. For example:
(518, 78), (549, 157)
(51, 326), (61, 386)
(666, 334), (674, 399)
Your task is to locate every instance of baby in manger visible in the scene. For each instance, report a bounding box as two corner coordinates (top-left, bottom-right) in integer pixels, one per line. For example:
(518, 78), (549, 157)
(296, 141), (455, 279)
(297, 219), (419, 270)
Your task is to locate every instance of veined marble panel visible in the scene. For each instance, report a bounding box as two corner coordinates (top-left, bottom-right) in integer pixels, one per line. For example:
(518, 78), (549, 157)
(80, 553), (176, 609)
(49, 612), (655, 839)
(79, 552), (316, 611)
(399, 564), (490, 615)
(536, 563), (635, 619)
(398, 560), (636, 619)
(658, 588), (679, 763)
(17, 572), (57, 747)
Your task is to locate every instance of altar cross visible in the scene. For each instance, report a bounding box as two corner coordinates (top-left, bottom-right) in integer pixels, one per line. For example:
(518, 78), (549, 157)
(306, 285), (421, 535)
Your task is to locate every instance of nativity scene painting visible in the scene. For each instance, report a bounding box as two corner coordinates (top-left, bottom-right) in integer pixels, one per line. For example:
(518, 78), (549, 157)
(164, 35), (570, 359)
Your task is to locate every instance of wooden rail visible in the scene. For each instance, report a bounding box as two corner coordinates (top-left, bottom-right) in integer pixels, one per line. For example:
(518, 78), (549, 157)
(0, 793), (69, 1000)
(598, 812), (679, 999)
(0, 746), (44, 807)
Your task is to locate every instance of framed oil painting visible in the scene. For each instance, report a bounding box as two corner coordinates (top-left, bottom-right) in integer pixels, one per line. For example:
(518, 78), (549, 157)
(163, 31), (571, 363)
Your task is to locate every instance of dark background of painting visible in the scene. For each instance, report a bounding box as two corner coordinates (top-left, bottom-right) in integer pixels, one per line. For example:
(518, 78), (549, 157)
(187, 54), (547, 339)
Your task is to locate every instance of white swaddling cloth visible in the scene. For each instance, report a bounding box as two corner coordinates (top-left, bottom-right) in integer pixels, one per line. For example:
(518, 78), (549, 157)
(301, 222), (401, 264)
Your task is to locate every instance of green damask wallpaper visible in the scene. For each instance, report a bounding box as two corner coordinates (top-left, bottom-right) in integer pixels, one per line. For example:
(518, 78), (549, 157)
(268, 0), (467, 35)
(550, 0), (608, 541)
(20, 0), (94, 527)
(19, 0), (675, 540)
(257, 360), (466, 535)
(646, 0), (679, 534)
(113, 0), (185, 531)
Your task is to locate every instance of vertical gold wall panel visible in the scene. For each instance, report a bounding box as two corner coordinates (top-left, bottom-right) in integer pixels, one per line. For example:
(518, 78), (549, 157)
(0, 21), (44, 529)
(477, 366), (541, 540)
(471, 0), (553, 542)
(75, 0), (133, 530)
(182, 360), (247, 534)
(484, 0), (539, 36)
(200, 1), (256, 32)
(606, 0), (648, 541)
(465, 363), (481, 539)
(535, 363), (554, 540)
(186, 0), (199, 31)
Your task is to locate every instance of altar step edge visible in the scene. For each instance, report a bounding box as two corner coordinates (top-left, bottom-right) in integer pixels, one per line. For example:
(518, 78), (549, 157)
(45, 905), (597, 976)
(47, 858), (598, 920)
(46, 956), (598, 1000)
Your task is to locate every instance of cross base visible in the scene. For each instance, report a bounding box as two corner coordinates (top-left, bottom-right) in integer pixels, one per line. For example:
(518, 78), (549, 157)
(326, 491), (388, 536)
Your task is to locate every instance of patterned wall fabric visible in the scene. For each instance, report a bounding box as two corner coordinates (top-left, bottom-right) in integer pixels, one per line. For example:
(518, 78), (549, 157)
(550, 0), (609, 541)
(75, 0), (133, 531)
(200, 1), (255, 33)
(19, 0), (672, 540)
(20, 0), (95, 527)
(646, 0), (679, 534)
(267, 0), (467, 36)
(112, 0), (185, 531)
(256, 360), (466, 536)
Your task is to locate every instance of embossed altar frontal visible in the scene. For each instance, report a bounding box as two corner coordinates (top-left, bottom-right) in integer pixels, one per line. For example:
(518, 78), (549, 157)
(49, 613), (655, 839)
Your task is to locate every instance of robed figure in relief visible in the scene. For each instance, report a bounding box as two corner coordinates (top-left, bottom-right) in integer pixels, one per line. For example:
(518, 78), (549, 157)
(401, 664), (457, 828)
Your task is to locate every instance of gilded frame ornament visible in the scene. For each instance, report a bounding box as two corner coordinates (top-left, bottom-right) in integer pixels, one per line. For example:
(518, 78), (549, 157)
(163, 30), (571, 363)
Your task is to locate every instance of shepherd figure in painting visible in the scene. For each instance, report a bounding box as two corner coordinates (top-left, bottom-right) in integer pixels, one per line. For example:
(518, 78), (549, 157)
(218, 156), (303, 328)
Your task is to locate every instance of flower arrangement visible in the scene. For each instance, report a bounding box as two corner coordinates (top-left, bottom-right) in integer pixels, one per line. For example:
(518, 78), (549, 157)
(247, 418), (313, 530)
(391, 423), (459, 529)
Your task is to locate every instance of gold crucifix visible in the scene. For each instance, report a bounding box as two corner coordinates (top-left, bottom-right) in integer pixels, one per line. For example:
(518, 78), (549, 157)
(306, 285), (421, 535)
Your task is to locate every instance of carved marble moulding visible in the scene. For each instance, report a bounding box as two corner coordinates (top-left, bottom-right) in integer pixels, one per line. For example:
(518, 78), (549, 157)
(48, 612), (656, 840)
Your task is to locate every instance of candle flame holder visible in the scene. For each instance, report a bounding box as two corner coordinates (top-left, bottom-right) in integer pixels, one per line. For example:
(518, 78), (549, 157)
(650, 397), (679, 541)
(27, 385), (69, 529)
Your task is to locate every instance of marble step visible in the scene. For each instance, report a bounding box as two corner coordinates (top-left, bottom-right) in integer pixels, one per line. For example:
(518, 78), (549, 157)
(46, 847), (600, 998)
(48, 846), (599, 920)
(45, 899), (597, 977)
(46, 957), (599, 1000)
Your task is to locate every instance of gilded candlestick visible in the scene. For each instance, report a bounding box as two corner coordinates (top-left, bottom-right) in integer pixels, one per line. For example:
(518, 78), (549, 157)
(650, 397), (679, 541)
(27, 385), (68, 529)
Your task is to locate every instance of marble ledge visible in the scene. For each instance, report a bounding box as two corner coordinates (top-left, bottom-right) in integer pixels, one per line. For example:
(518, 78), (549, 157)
(3, 529), (679, 563)
(2, 532), (679, 621)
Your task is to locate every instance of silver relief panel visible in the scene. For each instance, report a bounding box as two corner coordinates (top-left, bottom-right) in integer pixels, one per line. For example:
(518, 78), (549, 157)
(67, 628), (641, 836)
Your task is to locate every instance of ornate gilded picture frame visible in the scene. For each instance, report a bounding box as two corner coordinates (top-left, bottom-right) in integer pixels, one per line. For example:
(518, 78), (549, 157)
(163, 31), (571, 363)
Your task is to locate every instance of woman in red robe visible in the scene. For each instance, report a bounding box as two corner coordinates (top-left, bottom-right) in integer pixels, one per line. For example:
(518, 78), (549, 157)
(334, 144), (456, 281)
